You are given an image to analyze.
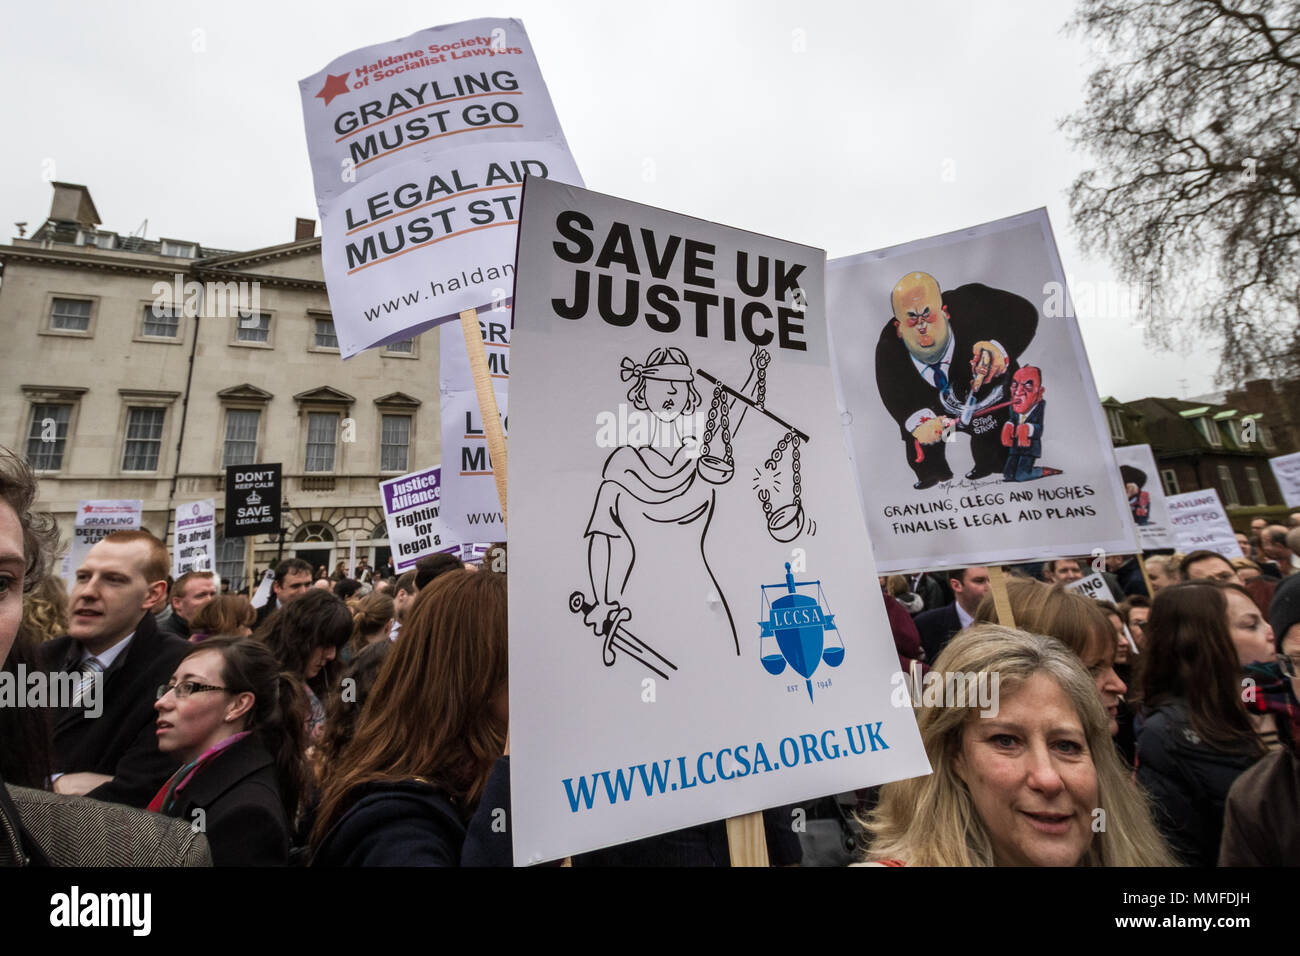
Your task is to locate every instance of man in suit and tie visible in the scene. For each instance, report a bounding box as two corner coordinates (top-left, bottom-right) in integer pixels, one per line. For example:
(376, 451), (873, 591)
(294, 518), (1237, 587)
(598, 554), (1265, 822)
(1000, 366), (1060, 482)
(253, 557), (314, 628)
(875, 272), (1039, 489)
(39, 530), (190, 807)
(914, 566), (991, 664)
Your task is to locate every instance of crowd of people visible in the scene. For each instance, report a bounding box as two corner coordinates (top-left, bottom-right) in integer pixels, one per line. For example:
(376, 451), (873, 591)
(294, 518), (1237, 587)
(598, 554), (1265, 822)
(1, 441), (1298, 868)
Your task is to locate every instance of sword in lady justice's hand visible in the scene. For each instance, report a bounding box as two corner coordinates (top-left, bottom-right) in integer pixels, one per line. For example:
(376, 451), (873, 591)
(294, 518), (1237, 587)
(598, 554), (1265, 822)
(567, 592), (679, 680)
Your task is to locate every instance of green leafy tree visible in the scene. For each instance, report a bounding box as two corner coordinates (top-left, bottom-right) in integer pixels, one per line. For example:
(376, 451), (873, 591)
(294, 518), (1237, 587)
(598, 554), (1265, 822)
(1063, 0), (1300, 383)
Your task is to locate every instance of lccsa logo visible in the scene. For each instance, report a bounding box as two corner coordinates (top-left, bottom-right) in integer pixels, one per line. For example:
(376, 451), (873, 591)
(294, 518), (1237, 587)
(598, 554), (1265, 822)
(757, 562), (844, 701)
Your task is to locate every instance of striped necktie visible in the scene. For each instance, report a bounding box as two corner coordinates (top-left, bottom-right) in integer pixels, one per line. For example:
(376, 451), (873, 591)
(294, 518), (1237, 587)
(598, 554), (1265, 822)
(71, 657), (103, 708)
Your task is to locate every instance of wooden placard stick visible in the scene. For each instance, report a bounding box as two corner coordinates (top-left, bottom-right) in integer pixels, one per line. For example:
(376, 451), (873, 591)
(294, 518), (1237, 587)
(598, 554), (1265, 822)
(726, 811), (771, 867)
(245, 537), (255, 597)
(459, 308), (509, 524)
(988, 565), (1017, 629)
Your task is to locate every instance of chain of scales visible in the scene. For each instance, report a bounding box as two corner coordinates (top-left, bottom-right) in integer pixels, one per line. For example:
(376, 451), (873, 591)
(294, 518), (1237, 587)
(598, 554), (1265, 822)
(699, 364), (801, 522)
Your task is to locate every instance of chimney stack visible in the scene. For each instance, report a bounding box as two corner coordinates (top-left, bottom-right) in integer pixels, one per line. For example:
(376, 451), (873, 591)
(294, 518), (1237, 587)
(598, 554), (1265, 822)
(295, 217), (315, 242)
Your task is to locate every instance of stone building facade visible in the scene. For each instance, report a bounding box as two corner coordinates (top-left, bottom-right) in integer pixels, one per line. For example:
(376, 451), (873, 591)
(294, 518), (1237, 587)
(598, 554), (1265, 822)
(1, 183), (440, 587)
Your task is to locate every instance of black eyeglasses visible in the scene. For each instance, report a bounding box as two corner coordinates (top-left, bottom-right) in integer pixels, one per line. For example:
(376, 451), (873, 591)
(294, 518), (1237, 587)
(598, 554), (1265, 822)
(156, 680), (228, 700)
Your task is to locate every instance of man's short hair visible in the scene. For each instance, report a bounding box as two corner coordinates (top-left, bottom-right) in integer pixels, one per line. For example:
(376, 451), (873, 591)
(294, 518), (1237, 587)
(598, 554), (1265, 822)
(1181, 549), (1235, 576)
(395, 570), (417, 596)
(1264, 525), (1289, 547)
(274, 557), (313, 585)
(1286, 527), (1300, 555)
(100, 530), (169, 584)
(334, 578), (362, 601)
(171, 570), (215, 600)
(415, 553), (463, 590)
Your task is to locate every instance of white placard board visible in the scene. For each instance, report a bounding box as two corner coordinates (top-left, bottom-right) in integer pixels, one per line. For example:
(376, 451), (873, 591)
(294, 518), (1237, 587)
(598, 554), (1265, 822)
(317, 142), (582, 356)
(299, 18), (573, 204)
(439, 306), (509, 540)
(1166, 489), (1244, 559)
(827, 209), (1138, 574)
(1113, 444), (1176, 550)
(66, 500), (142, 584)
(1065, 572), (1111, 602)
(1269, 451), (1300, 508)
(172, 499), (217, 578)
(378, 465), (457, 571)
(507, 177), (929, 865)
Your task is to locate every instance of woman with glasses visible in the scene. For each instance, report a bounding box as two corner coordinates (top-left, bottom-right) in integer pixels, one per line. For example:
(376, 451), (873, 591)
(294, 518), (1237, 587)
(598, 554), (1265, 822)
(1135, 581), (1284, 866)
(152, 635), (309, 865)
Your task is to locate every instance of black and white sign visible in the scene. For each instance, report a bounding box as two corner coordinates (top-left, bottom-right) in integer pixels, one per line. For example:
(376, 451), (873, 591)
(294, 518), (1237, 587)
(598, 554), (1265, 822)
(224, 464), (282, 537)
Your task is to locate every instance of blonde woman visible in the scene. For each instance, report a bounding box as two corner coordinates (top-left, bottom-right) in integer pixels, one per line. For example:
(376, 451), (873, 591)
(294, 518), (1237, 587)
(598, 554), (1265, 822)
(863, 625), (1175, 866)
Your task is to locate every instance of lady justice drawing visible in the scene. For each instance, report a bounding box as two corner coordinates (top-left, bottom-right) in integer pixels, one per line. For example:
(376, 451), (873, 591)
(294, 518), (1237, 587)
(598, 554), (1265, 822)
(577, 344), (769, 678)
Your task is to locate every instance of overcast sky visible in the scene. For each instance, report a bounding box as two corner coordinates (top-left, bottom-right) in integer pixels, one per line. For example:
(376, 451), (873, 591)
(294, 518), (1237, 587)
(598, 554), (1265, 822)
(1, 0), (1222, 401)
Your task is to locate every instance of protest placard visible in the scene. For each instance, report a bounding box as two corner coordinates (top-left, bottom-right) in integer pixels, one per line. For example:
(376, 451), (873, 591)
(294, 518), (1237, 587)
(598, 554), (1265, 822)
(379, 465), (456, 571)
(66, 500), (142, 584)
(299, 18), (574, 205)
(507, 177), (929, 865)
(1270, 451), (1300, 508)
(827, 209), (1138, 574)
(172, 499), (216, 577)
(317, 142), (582, 356)
(1065, 573), (1112, 602)
(440, 310), (509, 540)
(224, 465), (282, 537)
(1166, 489), (1243, 559)
(1113, 444), (1176, 550)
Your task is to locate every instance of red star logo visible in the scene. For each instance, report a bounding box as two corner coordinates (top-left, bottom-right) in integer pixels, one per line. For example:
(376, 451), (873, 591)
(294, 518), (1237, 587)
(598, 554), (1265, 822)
(316, 72), (351, 107)
(82, 504), (94, 515)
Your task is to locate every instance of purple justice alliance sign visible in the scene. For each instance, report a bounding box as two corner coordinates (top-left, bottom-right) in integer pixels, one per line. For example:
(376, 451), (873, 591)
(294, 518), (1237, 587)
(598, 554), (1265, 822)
(380, 466), (455, 570)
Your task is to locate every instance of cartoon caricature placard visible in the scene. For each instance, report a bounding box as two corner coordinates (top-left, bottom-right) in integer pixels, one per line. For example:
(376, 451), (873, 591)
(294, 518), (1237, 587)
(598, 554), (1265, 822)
(507, 178), (929, 865)
(827, 210), (1138, 574)
(1113, 444), (1176, 549)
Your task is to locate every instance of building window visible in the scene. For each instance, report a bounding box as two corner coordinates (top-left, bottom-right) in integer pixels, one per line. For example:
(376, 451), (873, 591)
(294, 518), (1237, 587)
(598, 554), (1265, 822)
(236, 312), (271, 343)
(1260, 425), (1276, 451)
(381, 414), (411, 472)
(1222, 419), (1240, 446)
(1245, 466), (1268, 506)
(50, 298), (91, 332)
(305, 412), (338, 472)
(1216, 464), (1240, 507)
(161, 240), (196, 258)
(122, 407), (165, 471)
(222, 409), (260, 468)
(314, 318), (338, 349)
(1160, 468), (1180, 496)
(1195, 417), (1222, 447)
(385, 339), (414, 354)
(25, 404), (71, 470)
(1105, 407), (1125, 442)
(215, 536), (245, 590)
(142, 305), (180, 338)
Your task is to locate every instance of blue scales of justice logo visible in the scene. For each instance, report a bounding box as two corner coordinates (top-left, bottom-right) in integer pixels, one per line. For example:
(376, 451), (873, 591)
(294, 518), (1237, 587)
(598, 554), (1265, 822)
(758, 562), (845, 701)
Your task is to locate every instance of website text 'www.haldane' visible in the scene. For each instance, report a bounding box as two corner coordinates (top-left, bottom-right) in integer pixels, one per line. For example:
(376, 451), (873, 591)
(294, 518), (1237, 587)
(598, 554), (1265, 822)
(561, 721), (889, 813)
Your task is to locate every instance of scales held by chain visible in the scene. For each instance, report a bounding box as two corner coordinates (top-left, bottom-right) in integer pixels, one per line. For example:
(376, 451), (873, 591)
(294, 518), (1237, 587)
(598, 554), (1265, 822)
(758, 562), (844, 701)
(696, 349), (815, 543)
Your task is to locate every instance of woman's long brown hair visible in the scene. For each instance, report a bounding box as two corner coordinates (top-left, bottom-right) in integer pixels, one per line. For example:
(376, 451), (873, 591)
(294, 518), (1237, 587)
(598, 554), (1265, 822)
(310, 570), (508, 846)
(1139, 581), (1261, 754)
